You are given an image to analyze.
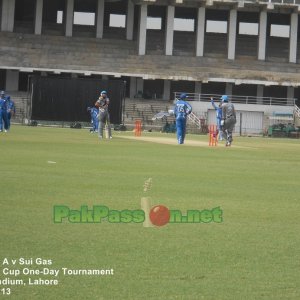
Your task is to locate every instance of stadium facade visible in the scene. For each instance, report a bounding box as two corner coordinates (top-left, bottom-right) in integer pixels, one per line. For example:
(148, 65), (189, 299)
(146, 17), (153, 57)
(1, 0), (300, 133)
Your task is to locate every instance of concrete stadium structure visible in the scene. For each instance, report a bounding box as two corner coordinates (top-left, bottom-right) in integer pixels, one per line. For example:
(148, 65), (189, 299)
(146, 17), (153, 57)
(1, 0), (300, 133)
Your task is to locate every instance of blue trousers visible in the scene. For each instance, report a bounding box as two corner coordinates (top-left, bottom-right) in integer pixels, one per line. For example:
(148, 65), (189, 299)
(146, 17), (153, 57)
(92, 117), (99, 132)
(2, 111), (8, 130)
(216, 118), (223, 140)
(0, 110), (2, 130)
(7, 112), (12, 129)
(176, 117), (187, 144)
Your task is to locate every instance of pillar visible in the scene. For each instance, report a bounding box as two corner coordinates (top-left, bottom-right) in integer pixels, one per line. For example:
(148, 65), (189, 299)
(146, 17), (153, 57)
(96, 0), (104, 38)
(228, 9), (237, 60)
(163, 80), (171, 100)
(257, 85), (264, 105)
(196, 7), (205, 57)
(65, 0), (74, 37)
(138, 4), (147, 55)
(136, 78), (143, 95)
(130, 77), (137, 98)
(226, 83), (233, 96)
(258, 10), (267, 61)
(165, 6), (175, 56)
(6, 70), (19, 91)
(1, 0), (15, 32)
(126, 0), (134, 40)
(195, 82), (202, 94)
(289, 12), (298, 63)
(287, 86), (295, 106)
(34, 0), (43, 35)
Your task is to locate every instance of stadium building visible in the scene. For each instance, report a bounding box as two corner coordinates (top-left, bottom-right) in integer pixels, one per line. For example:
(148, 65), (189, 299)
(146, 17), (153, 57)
(0, 0), (300, 134)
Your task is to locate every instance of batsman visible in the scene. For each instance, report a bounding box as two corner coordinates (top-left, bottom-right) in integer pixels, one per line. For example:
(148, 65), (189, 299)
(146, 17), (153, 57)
(220, 95), (236, 147)
(173, 93), (192, 144)
(95, 90), (112, 139)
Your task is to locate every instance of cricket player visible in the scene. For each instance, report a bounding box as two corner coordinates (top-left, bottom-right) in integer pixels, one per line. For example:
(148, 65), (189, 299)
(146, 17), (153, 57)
(87, 106), (99, 133)
(95, 90), (112, 139)
(6, 96), (15, 131)
(211, 97), (223, 141)
(0, 91), (8, 132)
(173, 93), (192, 144)
(220, 95), (236, 147)
(0, 93), (4, 132)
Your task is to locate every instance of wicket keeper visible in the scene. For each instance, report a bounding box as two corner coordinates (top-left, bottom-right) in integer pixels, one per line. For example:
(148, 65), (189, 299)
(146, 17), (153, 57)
(87, 106), (99, 133)
(211, 97), (223, 141)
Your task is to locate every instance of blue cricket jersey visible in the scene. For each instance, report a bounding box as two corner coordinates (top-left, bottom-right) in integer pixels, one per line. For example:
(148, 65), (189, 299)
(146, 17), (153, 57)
(6, 98), (15, 114)
(174, 100), (192, 119)
(0, 98), (6, 111)
(211, 100), (222, 120)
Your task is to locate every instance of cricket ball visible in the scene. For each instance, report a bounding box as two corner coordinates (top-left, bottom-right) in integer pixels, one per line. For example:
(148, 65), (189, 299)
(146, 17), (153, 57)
(149, 205), (170, 226)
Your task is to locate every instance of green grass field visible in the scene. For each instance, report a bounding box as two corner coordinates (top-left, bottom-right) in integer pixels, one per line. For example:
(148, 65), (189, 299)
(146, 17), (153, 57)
(0, 126), (300, 300)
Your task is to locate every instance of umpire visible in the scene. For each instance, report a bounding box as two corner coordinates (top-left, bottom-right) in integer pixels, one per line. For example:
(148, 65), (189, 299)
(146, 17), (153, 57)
(220, 95), (236, 147)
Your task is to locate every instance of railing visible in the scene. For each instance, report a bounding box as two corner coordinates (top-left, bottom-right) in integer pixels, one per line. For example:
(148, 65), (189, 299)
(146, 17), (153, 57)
(212, 0), (300, 5)
(146, 0), (300, 5)
(253, 0), (300, 5)
(294, 104), (300, 118)
(188, 112), (202, 128)
(294, 105), (300, 127)
(174, 92), (296, 106)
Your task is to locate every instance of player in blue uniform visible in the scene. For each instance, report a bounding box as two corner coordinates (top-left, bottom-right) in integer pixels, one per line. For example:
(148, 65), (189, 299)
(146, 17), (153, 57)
(0, 91), (8, 132)
(173, 93), (192, 144)
(6, 96), (15, 131)
(210, 97), (223, 140)
(0, 93), (4, 132)
(87, 106), (99, 133)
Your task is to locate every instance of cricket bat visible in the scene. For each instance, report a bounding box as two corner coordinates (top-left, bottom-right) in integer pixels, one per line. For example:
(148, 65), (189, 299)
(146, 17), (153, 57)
(105, 120), (109, 139)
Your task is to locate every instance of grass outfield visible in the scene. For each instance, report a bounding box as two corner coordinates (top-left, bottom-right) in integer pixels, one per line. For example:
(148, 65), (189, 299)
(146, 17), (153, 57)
(0, 126), (300, 300)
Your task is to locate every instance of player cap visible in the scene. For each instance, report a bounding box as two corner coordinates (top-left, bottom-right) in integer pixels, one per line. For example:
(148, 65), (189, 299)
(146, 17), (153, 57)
(221, 95), (228, 102)
(180, 93), (187, 99)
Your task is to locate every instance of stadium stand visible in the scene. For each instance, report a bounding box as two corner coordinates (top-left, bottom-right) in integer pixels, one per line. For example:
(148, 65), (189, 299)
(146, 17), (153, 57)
(0, 0), (300, 134)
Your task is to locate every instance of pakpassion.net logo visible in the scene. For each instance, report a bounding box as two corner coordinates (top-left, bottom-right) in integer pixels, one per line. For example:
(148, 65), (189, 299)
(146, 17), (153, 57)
(53, 205), (223, 227)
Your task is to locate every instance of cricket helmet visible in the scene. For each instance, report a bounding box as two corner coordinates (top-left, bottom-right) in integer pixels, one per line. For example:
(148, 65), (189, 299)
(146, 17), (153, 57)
(100, 90), (107, 95)
(221, 95), (228, 102)
(180, 93), (187, 99)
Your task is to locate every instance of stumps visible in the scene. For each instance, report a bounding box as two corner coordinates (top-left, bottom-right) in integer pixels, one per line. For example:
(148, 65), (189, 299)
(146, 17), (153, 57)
(209, 124), (218, 146)
(135, 120), (142, 136)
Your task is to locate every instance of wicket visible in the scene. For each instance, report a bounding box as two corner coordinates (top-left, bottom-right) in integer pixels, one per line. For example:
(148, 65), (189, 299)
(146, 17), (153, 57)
(141, 178), (153, 227)
(141, 197), (154, 227)
(135, 120), (142, 136)
(209, 124), (218, 146)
